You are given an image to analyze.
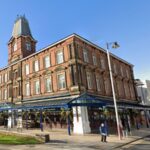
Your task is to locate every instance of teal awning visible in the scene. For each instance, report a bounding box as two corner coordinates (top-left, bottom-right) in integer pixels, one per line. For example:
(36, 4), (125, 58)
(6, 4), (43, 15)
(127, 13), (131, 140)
(0, 93), (148, 111)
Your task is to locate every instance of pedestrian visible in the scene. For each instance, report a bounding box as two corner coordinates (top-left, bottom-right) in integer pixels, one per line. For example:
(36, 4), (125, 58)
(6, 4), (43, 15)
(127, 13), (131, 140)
(127, 115), (132, 135)
(7, 116), (12, 130)
(99, 122), (108, 142)
(135, 117), (140, 130)
(4, 117), (8, 129)
(17, 116), (22, 132)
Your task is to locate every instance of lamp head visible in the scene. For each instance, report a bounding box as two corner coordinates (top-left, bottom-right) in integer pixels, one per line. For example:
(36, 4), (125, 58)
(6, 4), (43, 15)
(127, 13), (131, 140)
(112, 42), (120, 49)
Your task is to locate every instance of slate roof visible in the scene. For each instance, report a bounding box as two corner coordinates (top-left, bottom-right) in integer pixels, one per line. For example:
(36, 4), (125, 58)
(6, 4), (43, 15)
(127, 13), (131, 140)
(12, 15), (32, 38)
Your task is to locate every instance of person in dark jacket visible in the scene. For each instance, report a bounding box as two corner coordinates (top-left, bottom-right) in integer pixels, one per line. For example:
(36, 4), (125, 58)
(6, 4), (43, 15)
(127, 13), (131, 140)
(99, 122), (108, 142)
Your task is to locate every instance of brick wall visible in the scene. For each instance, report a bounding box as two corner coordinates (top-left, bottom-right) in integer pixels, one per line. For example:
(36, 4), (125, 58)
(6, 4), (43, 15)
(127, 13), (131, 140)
(0, 34), (137, 104)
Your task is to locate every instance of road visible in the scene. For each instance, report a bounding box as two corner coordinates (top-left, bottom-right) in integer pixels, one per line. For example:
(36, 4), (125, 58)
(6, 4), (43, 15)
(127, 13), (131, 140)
(116, 135), (150, 150)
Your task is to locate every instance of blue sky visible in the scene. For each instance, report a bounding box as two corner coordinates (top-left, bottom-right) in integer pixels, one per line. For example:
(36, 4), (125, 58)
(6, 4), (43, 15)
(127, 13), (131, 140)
(0, 0), (149, 81)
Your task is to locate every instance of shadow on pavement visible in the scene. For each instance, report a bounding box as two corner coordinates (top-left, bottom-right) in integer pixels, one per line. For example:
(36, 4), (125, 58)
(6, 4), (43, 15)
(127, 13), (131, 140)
(47, 140), (68, 144)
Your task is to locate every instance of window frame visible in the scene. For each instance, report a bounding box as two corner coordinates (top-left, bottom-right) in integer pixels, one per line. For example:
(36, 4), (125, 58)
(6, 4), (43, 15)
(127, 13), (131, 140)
(57, 73), (66, 90)
(0, 75), (1, 84)
(83, 49), (89, 63)
(96, 75), (101, 92)
(86, 72), (93, 89)
(4, 89), (7, 100)
(34, 60), (39, 72)
(92, 54), (97, 66)
(25, 64), (30, 75)
(45, 76), (52, 92)
(26, 42), (31, 51)
(25, 82), (30, 96)
(113, 63), (117, 74)
(120, 65), (124, 76)
(13, 42), (17, 51)
(4, 73), (7, 82)
(44, 55), (51, 68)
(100, 57), (105, 69)
(34, 80), (40, 95)
(56, 50), (64, 64)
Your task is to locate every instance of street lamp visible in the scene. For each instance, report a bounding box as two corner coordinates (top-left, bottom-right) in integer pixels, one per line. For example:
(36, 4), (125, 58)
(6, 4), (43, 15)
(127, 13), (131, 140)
(106, 42), (121, 140)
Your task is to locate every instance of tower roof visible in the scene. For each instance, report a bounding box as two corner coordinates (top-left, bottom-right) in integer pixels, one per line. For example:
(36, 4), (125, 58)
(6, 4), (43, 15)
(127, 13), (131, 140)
(12, 15), (33, 38)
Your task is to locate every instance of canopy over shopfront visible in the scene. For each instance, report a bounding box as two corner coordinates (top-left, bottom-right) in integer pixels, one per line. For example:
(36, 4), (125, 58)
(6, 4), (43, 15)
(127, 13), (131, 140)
(0, 93), (149, 111)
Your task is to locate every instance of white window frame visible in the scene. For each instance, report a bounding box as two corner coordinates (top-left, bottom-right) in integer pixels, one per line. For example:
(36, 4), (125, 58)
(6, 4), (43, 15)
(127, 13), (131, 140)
(126, 69), (129, 78)
(129, 84), (134, 98)
(96, 75), (101, 92)
(4, 89), (7, 100)
(4, 73), (7, 82)
(45, 76), (52, 92)
(83, 49), (89, 62)
(34, 60), (39, 72)
(101, 58), (105, 69)
(25, 82), (30, 96)
(93, 55), (97, 66)
(34, 80), (40, 95)
(105, 78), (110, 94)
(124, 82), (130, 98)
(57, 51), (64, 64)
(86, 72), (92, 89)
(57, 73), (66, 90)
(120, 66), (123, 76)
(0, 90), (1, 100)
(113, 63), (117, 74)
(1, 75), (3, 83)
(25, 64), (30, 75)
(0, 75), (1, 84)
(44, 55), (50, 68)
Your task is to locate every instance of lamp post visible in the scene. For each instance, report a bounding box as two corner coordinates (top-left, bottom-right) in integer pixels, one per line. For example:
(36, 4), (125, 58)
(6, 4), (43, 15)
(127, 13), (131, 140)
(106, 42), (121, 140)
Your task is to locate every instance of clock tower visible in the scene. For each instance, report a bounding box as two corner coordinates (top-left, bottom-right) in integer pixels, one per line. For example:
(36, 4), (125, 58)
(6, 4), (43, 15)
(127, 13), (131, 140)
(8, 15), (37, 64)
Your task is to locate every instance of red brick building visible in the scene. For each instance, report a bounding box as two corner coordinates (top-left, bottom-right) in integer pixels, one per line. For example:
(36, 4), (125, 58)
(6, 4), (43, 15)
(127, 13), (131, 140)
(0, 16), (143, 134)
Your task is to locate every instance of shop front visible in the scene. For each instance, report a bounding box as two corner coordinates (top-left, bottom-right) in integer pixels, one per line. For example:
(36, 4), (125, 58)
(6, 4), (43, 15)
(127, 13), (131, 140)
(0, 93), (149, 135)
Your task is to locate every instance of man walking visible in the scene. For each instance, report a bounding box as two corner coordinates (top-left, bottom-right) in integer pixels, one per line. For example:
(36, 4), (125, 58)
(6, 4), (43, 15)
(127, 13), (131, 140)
(99, 122), (108, 142)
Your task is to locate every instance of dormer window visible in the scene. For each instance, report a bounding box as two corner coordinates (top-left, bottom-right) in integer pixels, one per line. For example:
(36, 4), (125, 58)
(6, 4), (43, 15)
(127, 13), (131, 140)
(26, 42), (31, 51)
(13, 43), (17, 51)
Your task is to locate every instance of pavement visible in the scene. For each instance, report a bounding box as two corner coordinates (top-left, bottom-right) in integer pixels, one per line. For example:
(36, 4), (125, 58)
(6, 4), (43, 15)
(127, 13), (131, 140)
(0, 127), (149, 150)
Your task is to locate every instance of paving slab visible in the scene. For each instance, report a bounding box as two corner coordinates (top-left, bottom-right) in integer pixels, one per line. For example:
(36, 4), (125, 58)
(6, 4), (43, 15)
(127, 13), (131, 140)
(0, 127), (149, 150)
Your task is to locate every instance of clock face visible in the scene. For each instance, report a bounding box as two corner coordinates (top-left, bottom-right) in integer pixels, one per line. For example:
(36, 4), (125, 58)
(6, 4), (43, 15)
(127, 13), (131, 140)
(13, 42), (17, 51)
